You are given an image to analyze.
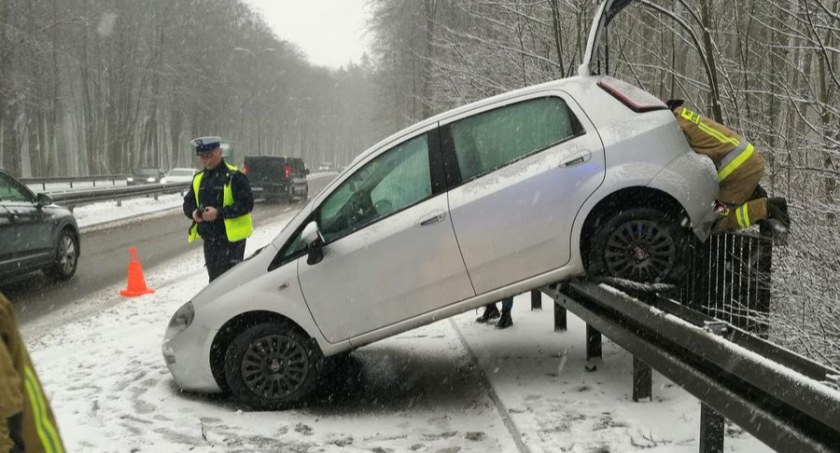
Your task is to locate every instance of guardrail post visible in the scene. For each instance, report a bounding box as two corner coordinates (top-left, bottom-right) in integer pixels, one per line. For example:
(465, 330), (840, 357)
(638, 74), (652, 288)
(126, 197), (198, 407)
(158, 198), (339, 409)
(632, 357), (652, 401)
(530, 289), (542, 310)
(554, 297), (567, 331)
(699, 403), (725, 453)
(586, 324), (601, 360)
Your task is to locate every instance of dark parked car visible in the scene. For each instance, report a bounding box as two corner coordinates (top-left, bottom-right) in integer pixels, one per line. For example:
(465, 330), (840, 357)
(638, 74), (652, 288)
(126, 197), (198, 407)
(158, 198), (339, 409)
(241, 156), (308, 202)
(126, 167), (165, 186)
(0, 169), (80, 282)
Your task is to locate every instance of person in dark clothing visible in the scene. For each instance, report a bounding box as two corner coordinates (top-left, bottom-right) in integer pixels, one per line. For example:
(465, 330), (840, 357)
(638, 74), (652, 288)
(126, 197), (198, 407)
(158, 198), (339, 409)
(475, 296), (514, 329)
(183, 136), (254, 282)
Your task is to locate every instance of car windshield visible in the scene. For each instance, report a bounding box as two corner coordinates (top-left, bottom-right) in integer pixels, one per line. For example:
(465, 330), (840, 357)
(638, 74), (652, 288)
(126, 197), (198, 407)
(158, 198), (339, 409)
(137, 168), (159, 176)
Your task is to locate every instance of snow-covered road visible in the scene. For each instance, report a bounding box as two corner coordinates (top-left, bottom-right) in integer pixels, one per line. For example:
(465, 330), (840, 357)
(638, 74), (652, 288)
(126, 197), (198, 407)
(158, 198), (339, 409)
(18, 204), (771, 452)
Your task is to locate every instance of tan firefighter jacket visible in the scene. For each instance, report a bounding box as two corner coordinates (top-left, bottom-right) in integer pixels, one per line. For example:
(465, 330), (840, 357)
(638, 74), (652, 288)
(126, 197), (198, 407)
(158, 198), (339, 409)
(0, 292), (64, 453)
(673, 106), (765, 204)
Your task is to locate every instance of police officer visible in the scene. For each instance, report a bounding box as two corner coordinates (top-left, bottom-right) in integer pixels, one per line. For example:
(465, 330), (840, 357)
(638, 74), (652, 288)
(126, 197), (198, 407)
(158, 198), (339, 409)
(667, 100), (790, 235)
(1, 291), (65, 453)
(183, 136), (254, 282)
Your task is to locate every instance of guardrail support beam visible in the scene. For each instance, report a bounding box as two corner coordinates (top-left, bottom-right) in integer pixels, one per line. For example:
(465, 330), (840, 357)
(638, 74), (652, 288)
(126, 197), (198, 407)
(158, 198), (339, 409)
(554, 296), (567, 331)
(632, 357), (652, 402)
(586, 324), (601, 360)
(531, 289), (542, 310)
(700, 403), (725, 453)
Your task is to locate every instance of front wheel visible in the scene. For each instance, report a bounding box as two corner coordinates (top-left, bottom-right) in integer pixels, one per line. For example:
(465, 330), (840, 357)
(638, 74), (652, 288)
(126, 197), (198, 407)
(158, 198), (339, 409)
(588, 207), (689, 284)
(224, 322), (322, 410)
(45, 229), (79, 280)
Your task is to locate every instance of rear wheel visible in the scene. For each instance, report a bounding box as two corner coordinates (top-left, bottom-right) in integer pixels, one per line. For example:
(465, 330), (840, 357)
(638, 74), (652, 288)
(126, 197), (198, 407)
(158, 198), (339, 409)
(44, 229), (78, 280)
(588, 207), (689, 283)
(224, 322), (322, 410)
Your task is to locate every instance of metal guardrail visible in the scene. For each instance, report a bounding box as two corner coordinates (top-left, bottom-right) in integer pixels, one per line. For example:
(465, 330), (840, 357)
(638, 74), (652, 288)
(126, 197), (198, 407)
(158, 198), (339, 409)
(21, 174), (132, 190)
(47, 182), (190, 209)
(542, 281), (840, 453)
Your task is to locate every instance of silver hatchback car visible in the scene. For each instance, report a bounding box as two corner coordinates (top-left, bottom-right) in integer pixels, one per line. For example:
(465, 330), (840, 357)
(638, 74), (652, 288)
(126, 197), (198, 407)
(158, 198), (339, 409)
(163, 0), (719, 409)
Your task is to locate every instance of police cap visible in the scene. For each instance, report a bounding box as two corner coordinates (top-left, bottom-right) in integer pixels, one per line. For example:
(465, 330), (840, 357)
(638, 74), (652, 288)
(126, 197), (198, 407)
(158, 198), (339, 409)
(190, 136), (222, 154)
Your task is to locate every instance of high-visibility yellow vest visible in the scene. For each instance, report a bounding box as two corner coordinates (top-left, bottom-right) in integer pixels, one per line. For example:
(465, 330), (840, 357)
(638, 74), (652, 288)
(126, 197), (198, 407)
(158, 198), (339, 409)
(188, 164), (253, 243)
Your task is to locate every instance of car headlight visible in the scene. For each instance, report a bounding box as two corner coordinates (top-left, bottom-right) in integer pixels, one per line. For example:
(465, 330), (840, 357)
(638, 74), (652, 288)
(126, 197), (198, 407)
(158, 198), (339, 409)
(161, 178), (168, 184)
(147, 176), (156, 182)
(127, 177), (134, 182)
(166, 301), (195, 337)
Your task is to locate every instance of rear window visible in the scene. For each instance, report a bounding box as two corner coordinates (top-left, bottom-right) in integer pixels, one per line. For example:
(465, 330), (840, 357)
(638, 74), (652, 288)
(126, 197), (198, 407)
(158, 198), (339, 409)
(598, 77), (666, 113)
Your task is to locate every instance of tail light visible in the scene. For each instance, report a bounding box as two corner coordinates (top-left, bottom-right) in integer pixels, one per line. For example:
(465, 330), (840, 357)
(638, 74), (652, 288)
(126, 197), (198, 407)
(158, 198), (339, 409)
(241, 164), (249, 175)
(284, 165), (291, 179)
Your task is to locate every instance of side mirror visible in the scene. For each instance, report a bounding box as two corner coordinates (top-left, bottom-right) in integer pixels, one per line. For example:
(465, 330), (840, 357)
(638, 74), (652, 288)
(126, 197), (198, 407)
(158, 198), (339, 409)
(305, 168), (310, 175)
(301, 221), (324, 265)
(36, 193), (53, 207)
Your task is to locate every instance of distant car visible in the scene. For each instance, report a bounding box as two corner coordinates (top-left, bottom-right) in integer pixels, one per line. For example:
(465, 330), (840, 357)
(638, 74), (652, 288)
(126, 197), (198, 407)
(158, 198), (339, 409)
(0, 169), (80, 282)
(126, 168), (165, 186)
(317, 162), (334, 172)
(241, 156), (308, 203)
(163, 0), (719, 410)
(161, 168), (198, 185)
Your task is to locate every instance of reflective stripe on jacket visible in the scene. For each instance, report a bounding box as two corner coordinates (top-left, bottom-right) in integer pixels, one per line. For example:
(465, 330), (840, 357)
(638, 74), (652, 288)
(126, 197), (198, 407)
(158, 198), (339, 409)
(674, 107), (757, 181)
(0, 293), (64, 453)
(188, 164), (253, 243)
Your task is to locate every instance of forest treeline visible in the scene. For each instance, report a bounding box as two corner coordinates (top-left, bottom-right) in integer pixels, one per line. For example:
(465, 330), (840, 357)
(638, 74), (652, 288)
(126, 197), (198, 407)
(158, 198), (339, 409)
(0, 0), (385, 176)
(3, 0), (837, 367)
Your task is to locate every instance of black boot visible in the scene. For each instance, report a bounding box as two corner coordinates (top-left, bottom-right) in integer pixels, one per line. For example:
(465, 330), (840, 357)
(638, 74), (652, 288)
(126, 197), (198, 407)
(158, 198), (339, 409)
(767, 197), (790, 228)
(495, 311), (513, 329)
(476, 304), (500, 323)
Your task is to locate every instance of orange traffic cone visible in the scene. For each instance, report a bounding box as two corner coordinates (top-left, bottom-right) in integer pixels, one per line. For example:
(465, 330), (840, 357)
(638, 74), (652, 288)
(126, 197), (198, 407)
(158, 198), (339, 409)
(120, 247), (155, 297)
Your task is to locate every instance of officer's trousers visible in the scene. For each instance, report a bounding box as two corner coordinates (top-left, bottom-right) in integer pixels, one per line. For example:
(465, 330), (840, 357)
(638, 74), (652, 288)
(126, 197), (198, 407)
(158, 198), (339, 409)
(203, 237), (246, 282)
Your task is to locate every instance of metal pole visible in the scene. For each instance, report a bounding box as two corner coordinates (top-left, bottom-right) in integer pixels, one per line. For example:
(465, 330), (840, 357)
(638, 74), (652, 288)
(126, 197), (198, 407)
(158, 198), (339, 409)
(586, 324), (602, 360)
(531, 289), (542, 310)
(699, 403), (725, 453)
(554, 298), (567, 331)
(633, 357), (652, 401)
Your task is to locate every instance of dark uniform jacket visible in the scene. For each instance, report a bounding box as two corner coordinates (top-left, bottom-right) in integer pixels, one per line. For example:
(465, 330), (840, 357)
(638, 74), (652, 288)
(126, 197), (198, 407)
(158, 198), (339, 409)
(0, 292), (64, 453)
(182, 159), (254, 241)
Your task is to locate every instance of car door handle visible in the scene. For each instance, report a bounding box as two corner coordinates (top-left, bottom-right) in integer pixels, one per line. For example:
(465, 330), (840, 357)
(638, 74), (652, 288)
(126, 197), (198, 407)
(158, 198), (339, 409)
(561, 151), (591, 167)
(417, 210), (446, 227)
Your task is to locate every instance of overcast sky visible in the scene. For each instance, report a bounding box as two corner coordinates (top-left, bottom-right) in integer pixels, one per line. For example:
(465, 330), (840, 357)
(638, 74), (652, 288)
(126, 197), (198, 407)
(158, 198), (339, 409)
(243, 0), (372, 69)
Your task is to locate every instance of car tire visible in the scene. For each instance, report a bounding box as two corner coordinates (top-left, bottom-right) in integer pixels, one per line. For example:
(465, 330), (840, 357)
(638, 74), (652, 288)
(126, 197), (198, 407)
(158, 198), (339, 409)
(588, 207), (689, 284)
(44, 229), (79, 281)
(224, 321), (323, 410)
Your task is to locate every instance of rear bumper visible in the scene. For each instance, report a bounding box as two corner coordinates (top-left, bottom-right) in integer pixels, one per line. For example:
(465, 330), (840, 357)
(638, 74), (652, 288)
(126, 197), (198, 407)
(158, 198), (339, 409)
(650, 152), (719, 241)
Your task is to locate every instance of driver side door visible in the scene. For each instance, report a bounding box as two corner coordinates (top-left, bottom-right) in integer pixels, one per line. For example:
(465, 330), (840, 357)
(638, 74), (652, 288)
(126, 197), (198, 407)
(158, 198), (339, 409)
(298, 128), (475, 343)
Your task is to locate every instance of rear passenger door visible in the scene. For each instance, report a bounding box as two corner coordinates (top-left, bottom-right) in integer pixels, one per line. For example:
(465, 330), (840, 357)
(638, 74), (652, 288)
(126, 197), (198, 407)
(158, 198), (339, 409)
(443, 94), (605, 294)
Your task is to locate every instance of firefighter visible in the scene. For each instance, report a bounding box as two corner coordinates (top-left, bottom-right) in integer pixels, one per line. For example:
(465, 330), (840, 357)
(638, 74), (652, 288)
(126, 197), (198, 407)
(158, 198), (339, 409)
(183, 136), (254, 282)
(1, 292), (65, 453)
(667, 99), (790, 235)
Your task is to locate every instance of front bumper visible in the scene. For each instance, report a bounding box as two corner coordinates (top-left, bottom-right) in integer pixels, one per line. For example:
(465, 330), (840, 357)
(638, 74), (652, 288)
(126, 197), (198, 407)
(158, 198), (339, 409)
(162, 323), (221, 393)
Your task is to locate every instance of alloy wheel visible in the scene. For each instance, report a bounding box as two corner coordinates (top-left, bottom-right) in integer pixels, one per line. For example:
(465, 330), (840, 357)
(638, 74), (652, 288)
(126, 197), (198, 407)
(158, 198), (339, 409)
(240, 333), (309, 399)
(604, 219), (676, 282)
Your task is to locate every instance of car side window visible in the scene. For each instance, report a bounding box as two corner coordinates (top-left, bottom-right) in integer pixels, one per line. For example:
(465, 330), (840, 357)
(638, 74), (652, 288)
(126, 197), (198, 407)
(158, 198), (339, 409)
(317, 133), (432, 243)
(0, 173), (34, 203)
(450, 96), (583, 181)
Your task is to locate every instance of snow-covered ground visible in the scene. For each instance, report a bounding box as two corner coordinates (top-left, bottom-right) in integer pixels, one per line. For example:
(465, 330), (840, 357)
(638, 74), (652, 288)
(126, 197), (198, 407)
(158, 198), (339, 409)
(19, 197), (772, 452)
